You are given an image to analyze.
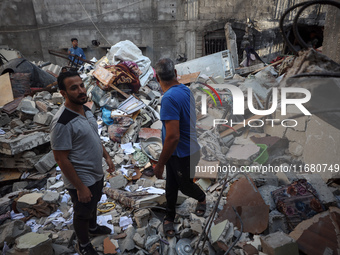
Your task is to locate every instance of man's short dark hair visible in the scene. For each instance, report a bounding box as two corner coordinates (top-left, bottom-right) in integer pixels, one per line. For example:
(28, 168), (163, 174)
(57, 71), (80, 91)
(154, 58), (176, 81)
(71, 38), (78, 42)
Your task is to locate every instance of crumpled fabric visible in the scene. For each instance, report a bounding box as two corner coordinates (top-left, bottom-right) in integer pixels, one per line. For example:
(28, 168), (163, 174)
(198, 128), (226, 163)
(21, 197), (58, 220)
(106, 40), (154, 87)
(105, 63), (141, 93)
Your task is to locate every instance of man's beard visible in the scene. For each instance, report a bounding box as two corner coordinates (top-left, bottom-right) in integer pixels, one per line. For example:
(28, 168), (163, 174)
(68, 93), (88, 105)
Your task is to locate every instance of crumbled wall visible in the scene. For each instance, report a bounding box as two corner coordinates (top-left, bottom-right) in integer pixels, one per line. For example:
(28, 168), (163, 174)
(0, 0), (326, 65)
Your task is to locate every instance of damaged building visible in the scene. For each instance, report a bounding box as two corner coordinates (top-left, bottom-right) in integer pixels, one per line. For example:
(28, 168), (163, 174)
(1, 1), (340, 255)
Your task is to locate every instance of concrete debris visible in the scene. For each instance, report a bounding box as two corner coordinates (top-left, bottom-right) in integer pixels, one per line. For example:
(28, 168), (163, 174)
(0, 40), (339, 255)
(261, 231), (299, 255)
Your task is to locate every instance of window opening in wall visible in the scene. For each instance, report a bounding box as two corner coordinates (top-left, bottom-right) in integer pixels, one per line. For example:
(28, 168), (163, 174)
(204, 29), (226, 55)
(284, 25), (323, 54)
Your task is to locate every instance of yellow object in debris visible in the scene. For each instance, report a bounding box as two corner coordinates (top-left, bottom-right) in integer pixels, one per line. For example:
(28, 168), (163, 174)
(97, 202), (116, 213)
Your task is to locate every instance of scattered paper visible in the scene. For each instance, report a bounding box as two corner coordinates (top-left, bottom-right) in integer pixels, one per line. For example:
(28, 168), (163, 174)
(97, 215), (114, 234)
(119, 216), (133, 230)
(99, 194), (108, 204)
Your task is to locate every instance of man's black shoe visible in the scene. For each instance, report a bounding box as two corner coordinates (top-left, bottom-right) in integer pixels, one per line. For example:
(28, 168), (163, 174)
(75, 242), (98, 255)
(89, 225), (111, 236)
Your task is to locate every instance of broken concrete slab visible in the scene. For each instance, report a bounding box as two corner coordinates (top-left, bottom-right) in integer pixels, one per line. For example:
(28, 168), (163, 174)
(14, 232), (53, 255)
(51, 92), (63, 105)
(134, 209), (150, 228)
(0, 220), (31, 249)
(0, 131), (50, 155)
(109, 174), (128, 189)
(12, 181), (29, 192)
(42, 191), (60, 204)
(261, 231), (298, 255)
(34, 150), (56, 173)
(118, 225), (135, 252)
(303, 115), (340, 181)
(288, 141), (303, 157)
(53, 230), (75, 247)
(289, 207), (340, 255)
(133, 232), (145, 248)
(16, 192), (43, 212)
(226, 144), (260, 165)
(269, 210), (288, 234)
(33, 112), (54, 126)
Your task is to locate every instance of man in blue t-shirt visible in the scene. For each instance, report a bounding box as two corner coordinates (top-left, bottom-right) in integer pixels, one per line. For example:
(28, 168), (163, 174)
(154, 58), (206, 238)
(68, 38), (86, 66)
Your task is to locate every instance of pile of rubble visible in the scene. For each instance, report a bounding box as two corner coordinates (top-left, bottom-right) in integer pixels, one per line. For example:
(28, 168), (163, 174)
(1, 41), (340, 255)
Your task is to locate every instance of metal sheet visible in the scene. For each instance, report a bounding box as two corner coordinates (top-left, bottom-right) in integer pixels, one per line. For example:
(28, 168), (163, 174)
(175, 50), (235, 79)
(215, 176), (269, 234)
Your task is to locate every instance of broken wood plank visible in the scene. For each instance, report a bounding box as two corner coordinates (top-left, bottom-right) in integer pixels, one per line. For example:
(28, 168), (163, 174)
(178, 72), (200, 85)
(0, 169), (22, 182)
(220, 115), (264, 137)
(108, 83), (129, 99)
(251, 57), (290, 74)
(0, 73), (14, 107)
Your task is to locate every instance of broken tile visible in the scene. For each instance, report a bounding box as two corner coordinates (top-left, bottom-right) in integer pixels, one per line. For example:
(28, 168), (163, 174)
(14, 232), (53, 255)
(103, 237), (117, 254)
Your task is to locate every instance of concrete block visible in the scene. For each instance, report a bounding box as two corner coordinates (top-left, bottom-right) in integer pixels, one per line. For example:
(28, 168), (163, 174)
(42, 191), (60, 203)
(14, 232), (53, 255)
(35, 100), (51, 113)
(17, 98), (39, 115)
(154, 179), (166, 189)
(33, 112), (54, 126)
(269, 210), (288, 234)
(133, 232), (145, 248)
(0, 113), (11, 127)
(0, 131), (50, 155)
(134, 209), (150, 228)
(51, 93), (63, 105)
(9, 119), (24, 128)
(301, 173), (337, 206)
(190, 220), (203, 235)
(226, 144), (260, 165)
(34, 151), (56, 173)
(109, 174), (128, 189)
(148, 217), (161, 230)
(260, 231), (299, 255)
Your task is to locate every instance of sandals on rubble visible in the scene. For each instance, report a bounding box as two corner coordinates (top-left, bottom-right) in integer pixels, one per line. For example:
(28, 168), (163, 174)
(163, 220), (176, 238)
(195, 202), (206, 217)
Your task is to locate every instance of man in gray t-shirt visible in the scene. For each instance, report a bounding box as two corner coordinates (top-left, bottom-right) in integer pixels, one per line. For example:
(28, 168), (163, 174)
(50, 71), (114, 255)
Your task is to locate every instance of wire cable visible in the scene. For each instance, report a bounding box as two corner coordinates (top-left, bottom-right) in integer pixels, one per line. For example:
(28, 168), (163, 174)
(0, 0), (144, 33)
(293, 1), (340, 50)
(78, 0), (112, 46)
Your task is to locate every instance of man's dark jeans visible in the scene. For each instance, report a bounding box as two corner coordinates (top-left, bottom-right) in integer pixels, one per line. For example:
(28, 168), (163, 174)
(165, 150), (206, 222)
(68, 177), (103, 244)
